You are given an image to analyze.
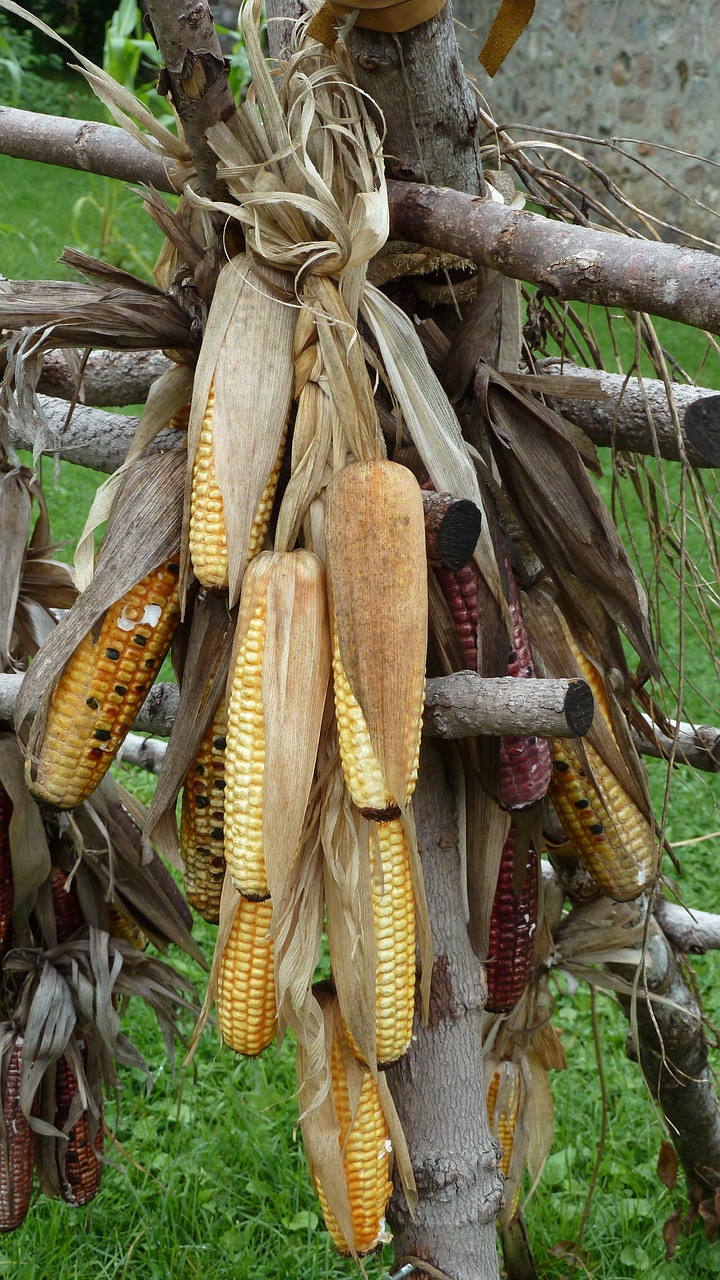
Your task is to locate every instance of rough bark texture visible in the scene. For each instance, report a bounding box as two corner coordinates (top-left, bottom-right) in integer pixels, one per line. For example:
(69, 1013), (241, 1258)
(144, 0), (236, 198)
(0, 107), (176, 193)
(344, 3), (485, 194)
(117, 732), (169, 774)
(35, 349), (172, 407)
(636, 717), (720, 774)
(387, 181), (720, 332)
(610, 908), (720, 1199)
(387, 742), (503, 1278)
(537, 359), (720, 468)
(425, 672), (594, 739)
(654, 900), (720, 956)
(8, 395), (178, 474)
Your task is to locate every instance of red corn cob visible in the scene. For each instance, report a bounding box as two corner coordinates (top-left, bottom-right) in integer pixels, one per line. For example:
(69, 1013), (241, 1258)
(435, 562), (479, 671)
(0, 784), (13, 962)
(0, 1036), (35, 1232)
(49, 868), (85, 944)
(55, 1049), (103, 1207)
(485, 831), (538, 1014)
(496, 566), (552, 810)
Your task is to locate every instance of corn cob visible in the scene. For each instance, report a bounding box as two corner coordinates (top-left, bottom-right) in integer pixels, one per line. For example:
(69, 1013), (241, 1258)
(27, 559), (181, 811)
(548, 742), (655, 900)
(369, 819), (416, 1065)
(216, 897), (276, 1056)
(49, 867), (84, 944)
(434, 562), (479, 672)
(188, 380), (287, 590)
(0, 784), (13, 963)
(224, 589), (268, 900)
(315, 1018), (392, 1256)
(326, 460), (427, 823)
(485, 833), (538, 1014)
(54, 1049), (103, 1206)
(108, 906), (147, 951)
(332, 632), (403, 822)
(497, 568), (552, 810)
(487, 1063), (521, 1217)
(0, 1036), (35, 1232)
(179, 700), (227, 923)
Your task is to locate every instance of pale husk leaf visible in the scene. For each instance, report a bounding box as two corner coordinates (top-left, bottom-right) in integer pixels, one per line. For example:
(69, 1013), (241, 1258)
(325, 459), (427, 809)
(361, 284), (504, 606)
(262, 550), (331, 909)
(182, 254), (296, 607)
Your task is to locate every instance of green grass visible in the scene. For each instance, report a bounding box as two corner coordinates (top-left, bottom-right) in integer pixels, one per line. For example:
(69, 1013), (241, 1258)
(3, 127), (720, 1279)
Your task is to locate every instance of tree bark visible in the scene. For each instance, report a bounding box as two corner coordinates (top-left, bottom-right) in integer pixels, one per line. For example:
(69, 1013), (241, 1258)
(387, 181), (720, 332)
(8, 396), (178, 473)
(635, 717), (720, 774)
(609, 904), (720, 1200)
(33, 349), (172, 407)
(424, 672), (593, 739)
(387, 742), (503, 1278)
(654, 899), (720, 956)
(535, 359), (720, 468)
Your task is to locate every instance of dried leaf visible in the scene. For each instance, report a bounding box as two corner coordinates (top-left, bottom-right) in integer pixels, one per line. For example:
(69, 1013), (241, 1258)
(657, 1139), (679, 1190)
(663, 1210), (682, 1261)
(0, 733), (50, 926)
(0, 468), (32, 663)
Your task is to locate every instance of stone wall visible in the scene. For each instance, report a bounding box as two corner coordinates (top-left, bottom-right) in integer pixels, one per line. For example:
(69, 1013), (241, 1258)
(453, 0), (719, 246)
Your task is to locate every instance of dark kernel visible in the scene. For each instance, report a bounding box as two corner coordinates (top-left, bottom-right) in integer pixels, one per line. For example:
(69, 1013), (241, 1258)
(194, 764), (206, 776)
(211, 827), (223, 840)
(88, 747), (104, 761)
(575, 798), (590, 810)
(114, 684), (127, 696)
(589, 823), (604, 835)
(133, 634), (147, 647)
(554, 760), (569, 771)
(145, 658), (156, 670)
(86, 697), (99, 710)
(94, 729), (111, 742)
(167, 563), (180, 574)
(213, 779), (225, 790)
(213, 736), (226, 751)
(195, 796), (210, 809)
(106, 647), (120, 661)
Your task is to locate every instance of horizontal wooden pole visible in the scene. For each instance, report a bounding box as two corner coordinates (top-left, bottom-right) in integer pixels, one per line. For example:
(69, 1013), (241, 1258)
(2, 107), (720, 332)
(4, 672), (592, 742)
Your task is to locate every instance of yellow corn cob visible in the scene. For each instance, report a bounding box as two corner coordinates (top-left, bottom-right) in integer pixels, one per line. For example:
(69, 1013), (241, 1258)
(216, 896), (276, 1056)
(315, 1021), (392, 1256)
(224, 597), (268, 900)
(549, 741), (655, 900)
(27, 560), (181, 810)
(108, 905), (147, 951)
(179, 700), (228, 923)
(332, 630), (405, 822)
(188, 380), (287, 590)
(487, 1066), (521, 1219)
(366, 819), (416, 1066)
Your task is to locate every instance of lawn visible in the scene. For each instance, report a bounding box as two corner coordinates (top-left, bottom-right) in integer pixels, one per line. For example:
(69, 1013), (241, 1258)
(2, 89), (720, 1280)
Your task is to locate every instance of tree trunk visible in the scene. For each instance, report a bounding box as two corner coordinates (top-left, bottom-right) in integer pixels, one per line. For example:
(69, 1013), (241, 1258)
(387, 743), (503, 1279)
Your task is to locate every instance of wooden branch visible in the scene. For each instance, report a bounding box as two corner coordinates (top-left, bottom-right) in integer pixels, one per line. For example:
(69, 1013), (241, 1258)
(635, 717), (720, 774)
(116, 732), (168, 775)
(342, 1), (485, 194)
(533, 360), (720, 468)
(7, 396), (179, 473)
(143, 0), (236, 199)
(654, 899), (720, 956)
(4, 672), (591, 742)
(0, 106), (176, 192)
(387, 742), (503, 1276)
(422, 491), (482, 570)
(609, 900), (720, 1199)
(424, 672), (594, 739)
(3, 109), (720, 331)
(34, 349), (173, 407)
(386, 181), (720, 333)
